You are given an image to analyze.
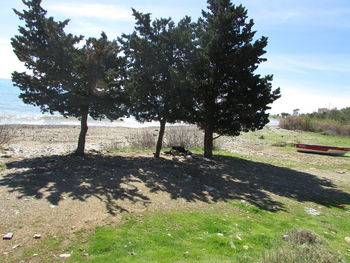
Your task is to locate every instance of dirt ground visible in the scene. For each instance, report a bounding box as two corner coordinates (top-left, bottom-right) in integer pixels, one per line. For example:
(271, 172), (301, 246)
(0, 125), (349, 262)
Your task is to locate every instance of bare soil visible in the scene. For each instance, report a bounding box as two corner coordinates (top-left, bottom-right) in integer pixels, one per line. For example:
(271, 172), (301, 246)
(0, 125), (349, 262)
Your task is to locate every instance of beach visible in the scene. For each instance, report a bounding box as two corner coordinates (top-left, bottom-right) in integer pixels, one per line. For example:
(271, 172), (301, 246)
(1, 124), (143, 157)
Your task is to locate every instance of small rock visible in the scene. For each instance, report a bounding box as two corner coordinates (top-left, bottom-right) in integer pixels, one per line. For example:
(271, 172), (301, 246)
(33, 234), (41, 239)
(337, 171), (346, 174)
(205, 186), (216, 191)
(229, 241), (236, 249)
(167, 233), (172, 237)
(3, 233), (14, 240)
(184, 251), (189, 254)
(12, 244), (20, 249)
(50, 205), (57, 208)
(32, 254), (39, 257)
(283, 234), (290, 241)
(236, 234), (242, 241)
(217, 233), (224, 236)
(304, 207), (321, 216)
(185, 155), (193, 161)
(59, 253), (71, 258)
(83, 253), (89, 257)
(243, 245), (249, 250)
(345, 237), (350, 243)
(128, 251), (136, 256)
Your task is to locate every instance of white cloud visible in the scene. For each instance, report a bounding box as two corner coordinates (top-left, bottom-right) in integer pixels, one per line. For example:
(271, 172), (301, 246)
(49, 3), (133, 21)
(0, 41), (26, 79)
(262, 54), (350, 74)
(269, 81), (350, 114)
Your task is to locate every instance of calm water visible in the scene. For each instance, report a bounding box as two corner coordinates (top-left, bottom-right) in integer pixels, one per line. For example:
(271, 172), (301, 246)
(0, 78), (278, 127)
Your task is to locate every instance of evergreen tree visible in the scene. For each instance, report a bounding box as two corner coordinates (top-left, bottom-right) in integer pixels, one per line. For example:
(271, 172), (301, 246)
(120, 10), (194, 157)
(11, 0), (127, 155)
(190, 0), (280, 158)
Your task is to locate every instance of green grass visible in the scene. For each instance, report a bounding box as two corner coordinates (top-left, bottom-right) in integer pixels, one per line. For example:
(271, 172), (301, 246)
(61, 200), (349, 263)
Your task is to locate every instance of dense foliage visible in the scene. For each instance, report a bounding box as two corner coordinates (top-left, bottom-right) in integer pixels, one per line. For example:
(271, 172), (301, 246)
(279, 108), (350, 137)
(12, 0), (280, 158)
(119, 10), (194, 157)
(188, 0), (280, 157)
(12, 0), (127, 155)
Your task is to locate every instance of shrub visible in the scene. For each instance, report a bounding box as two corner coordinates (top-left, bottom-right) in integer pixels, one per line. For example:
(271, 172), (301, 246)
(163, 126), (203, 148)
(0, 125), (13, 149)
(260, 244), (342, 263)
(260, 229), (341, 263)
(279, 116), (350, 137)
(286, 228), (324, 244)
(127, 129), (157, 149)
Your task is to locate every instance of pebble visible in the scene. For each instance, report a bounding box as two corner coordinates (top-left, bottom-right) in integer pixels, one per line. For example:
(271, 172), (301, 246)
(304, 207), (321, 216)
(33, 234), (41, 239)
(32, 254), (39, 257)
(129, 251), (136, 256)
(12, 244), (20, 249)
(205, 186), (216, 191)
(185, 155), (193, 161)
(283, 234), (290, 241)
(229, 241), (236, 249)
(59, 253), (71, 258)
(3, 233), (14, 240)
(217, 233), (224, 236)
(345, 237), (350, 243)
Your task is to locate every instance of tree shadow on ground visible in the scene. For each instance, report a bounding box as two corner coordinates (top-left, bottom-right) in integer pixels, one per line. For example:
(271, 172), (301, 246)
(1, 153), (349, 214)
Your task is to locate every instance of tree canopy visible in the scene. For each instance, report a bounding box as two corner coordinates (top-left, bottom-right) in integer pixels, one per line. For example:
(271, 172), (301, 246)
(188, 0), (281, 158)
(120, 9), (195, 157)
(12, 0), (128, 155)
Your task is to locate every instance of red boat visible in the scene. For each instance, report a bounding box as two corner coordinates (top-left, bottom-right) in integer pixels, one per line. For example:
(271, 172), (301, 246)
(296, 143), (350, 156)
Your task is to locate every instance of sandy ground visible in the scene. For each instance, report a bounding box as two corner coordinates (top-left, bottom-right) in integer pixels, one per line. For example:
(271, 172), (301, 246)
(0, 125), (349, 262)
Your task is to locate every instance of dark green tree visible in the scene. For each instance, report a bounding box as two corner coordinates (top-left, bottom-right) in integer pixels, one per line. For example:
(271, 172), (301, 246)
(120, 9), (194, 157)
(11, 0), (127, 155)
(189, 0), (280, 158)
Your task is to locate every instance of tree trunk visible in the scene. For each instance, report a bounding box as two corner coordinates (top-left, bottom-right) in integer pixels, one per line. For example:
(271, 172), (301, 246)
(204, 126), (214, 158)
(154, 120), (166, 158)
(75, 106), (89, 156)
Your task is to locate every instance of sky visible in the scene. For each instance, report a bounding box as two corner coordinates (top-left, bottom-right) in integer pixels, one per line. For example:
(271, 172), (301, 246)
(1, 0), (350, 114)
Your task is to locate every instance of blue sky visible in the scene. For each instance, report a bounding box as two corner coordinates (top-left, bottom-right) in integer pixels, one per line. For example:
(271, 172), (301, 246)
(1, 0), (350, 114)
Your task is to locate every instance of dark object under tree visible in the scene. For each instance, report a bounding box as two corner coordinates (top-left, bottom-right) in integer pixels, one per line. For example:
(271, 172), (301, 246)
(189, 0), (281, 158)
(11, 0), (127, 156)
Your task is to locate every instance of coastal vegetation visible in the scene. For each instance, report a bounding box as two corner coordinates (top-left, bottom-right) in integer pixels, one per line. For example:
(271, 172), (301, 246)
(11, 0), (280, 157)
(280, 107), (350, 137)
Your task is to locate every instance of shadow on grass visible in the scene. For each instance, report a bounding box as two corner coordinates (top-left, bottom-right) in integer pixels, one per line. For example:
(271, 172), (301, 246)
(1, 153), (349, 214)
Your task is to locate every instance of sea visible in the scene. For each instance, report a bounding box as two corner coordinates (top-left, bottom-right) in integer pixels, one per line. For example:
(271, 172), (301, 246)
(0, 78), (279, 127)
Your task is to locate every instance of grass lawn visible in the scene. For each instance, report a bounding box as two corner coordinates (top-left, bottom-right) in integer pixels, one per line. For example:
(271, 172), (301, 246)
(57, 199), (350, 262)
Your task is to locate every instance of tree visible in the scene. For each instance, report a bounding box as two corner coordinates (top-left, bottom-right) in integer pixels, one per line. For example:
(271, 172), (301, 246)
(188, 0), (280, 158)
(120, 9), (194, 157)
(11, 0), (127, 156)
(293, 108), (300, 116)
